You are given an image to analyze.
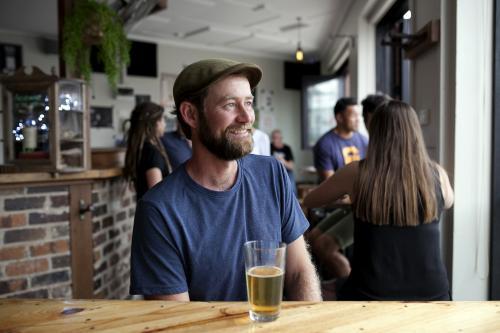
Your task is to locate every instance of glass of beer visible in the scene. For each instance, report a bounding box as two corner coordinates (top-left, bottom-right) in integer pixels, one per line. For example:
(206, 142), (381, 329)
(244, 240), (286, 322)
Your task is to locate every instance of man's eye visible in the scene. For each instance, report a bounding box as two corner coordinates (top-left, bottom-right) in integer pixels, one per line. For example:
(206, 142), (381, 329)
(245, 101), (253, 107)
(224, 103), (236, 109)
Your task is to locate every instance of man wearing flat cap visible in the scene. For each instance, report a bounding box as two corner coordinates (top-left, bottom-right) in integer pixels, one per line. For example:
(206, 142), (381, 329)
(130, 58), (321, 301)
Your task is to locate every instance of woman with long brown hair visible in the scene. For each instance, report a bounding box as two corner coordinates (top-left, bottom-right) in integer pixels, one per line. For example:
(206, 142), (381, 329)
(124, 102), (171, 201)
(303, 100), (454, 300)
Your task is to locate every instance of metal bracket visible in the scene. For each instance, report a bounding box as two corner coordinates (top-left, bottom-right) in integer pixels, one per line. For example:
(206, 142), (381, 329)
(79, 199), (94, 220)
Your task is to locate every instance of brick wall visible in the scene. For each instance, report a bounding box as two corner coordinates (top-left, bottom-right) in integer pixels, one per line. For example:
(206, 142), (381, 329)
(0, 178), (135, 299)
(0, 185), (72, 298)
(91, 179), (135, 299)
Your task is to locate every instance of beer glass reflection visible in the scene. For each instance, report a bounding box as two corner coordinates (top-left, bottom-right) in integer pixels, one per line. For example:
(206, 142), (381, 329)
(244, 240), (286, 322)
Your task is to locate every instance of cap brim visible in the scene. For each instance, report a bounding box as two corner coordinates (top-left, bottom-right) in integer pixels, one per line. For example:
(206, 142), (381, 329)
(217, 63), (262, 89)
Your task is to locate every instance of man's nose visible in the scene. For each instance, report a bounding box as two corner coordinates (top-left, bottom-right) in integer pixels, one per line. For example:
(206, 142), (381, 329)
(236, 103), (254, 123)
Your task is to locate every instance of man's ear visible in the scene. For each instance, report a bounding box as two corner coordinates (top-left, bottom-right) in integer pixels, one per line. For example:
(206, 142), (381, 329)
(334, 112), (343, 125)
(179, 102), (198, 130)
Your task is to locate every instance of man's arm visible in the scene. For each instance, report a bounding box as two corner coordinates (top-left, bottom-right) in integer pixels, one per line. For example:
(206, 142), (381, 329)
(318, 169), (334, 182)
(284, 236), (322, 301)
(145, 292), (190, 301)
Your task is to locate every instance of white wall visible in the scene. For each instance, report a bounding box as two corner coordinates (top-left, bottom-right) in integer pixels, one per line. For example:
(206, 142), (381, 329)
(450, 0), (492, 300)
(0, 31), (314, 181)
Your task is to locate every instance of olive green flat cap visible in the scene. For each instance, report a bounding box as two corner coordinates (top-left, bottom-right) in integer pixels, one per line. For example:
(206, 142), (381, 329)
(173, 58), (262, 107)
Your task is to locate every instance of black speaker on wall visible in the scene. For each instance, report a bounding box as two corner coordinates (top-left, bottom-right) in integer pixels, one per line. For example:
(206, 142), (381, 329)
(91, 40), (157, 78)
(127, 40), (157, 77)
(284, 61), (321, 90)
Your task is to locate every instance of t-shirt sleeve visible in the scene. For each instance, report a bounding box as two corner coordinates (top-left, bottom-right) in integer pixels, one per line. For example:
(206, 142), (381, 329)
(313, 139), (333, 172)
(276, 160), (309, 243)
(130, 200), (188, 296)
(285, 145), (294, 161)
(142, 143), (166, 173)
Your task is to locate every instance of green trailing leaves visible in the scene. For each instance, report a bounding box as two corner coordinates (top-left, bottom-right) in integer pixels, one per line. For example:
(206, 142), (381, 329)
(63, 0), (130, 91)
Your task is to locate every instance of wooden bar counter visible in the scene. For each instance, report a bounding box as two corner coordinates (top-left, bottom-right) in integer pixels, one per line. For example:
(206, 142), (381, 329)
(1, 299), (499, 332)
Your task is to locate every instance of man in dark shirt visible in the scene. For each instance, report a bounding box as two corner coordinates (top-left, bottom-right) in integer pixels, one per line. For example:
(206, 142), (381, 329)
(161, 122), (192, 169)
(271, 129), (295, 191)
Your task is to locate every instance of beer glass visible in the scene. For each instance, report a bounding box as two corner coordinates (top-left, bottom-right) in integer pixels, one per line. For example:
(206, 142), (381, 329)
(244, 240), (286, 322)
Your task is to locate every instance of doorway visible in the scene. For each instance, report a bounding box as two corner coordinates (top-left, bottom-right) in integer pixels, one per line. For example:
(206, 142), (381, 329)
(376, 0), (410, 102)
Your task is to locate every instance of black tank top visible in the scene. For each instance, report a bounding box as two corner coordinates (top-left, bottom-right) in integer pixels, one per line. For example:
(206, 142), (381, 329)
(339, 170), (450, 301)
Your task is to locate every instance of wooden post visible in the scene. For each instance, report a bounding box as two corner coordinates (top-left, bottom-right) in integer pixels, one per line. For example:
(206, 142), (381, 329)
(69, 183), (94, 298)
(58, 0), (75, 78)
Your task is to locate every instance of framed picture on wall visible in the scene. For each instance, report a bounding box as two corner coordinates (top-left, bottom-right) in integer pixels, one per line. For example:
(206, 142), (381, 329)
(90, 106), (113, 128)
(0, 43), (22, 75)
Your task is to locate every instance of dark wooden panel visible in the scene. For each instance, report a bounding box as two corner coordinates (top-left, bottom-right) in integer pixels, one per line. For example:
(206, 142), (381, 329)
(69, 183), (93, 298)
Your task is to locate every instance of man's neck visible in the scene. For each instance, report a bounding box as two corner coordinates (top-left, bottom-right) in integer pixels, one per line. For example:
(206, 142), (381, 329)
(186, 145), (239, 191)
(333, 127), (354, 139)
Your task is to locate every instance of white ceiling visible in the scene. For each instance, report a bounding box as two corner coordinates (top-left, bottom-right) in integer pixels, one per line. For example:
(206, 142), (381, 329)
(0, 0), (352, 60)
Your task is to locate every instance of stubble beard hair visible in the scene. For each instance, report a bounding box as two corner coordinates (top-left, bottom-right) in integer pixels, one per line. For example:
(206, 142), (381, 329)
(198, 110), (253, 160)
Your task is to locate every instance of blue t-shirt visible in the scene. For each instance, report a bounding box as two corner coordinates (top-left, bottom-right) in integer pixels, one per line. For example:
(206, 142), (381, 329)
(161, 131), (192, 170)
(130, 154), (308, 301)
(313, 131), (368, 172)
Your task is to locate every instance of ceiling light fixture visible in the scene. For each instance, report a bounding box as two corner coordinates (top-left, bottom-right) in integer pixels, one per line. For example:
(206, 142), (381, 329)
(295, 17), (304, 62)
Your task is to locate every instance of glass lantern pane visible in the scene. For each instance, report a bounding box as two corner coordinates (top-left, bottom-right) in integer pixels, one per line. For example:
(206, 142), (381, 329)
(58, 80), (84, 170)
(11, 91), (51, 160)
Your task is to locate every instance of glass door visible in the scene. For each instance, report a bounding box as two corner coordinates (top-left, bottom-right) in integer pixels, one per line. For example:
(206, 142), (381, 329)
(57, 79), (87, 172)
(301, 75), (345, 149)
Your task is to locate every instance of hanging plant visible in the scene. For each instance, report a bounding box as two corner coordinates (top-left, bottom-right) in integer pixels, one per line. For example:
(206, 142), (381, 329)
(63, 0), (130, 91)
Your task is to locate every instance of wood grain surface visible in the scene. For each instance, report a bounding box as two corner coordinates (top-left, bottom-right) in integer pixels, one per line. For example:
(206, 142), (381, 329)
(0, 299), (499, 332)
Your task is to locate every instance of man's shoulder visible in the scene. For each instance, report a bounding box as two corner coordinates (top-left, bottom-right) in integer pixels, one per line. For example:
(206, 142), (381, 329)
(162, 131), (180, 143)
(141, 166), (187, 204)
(351, 131), (369, 145)
(315, 130), (337, 148)
(242, 153), (277, 168)
(241, 155), (285, 181)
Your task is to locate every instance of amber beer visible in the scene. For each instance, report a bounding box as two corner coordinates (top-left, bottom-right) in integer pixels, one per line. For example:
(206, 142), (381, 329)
(244, 240), (286, 322)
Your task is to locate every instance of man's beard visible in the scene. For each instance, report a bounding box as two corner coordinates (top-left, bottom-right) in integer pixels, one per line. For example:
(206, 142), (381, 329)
(198, 111), (253, 160)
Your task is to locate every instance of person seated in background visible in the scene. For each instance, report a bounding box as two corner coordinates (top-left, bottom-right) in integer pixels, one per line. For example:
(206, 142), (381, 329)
(307, 94), (388, 295)
(130, 58), (321, 301)
(161, 120), (192, 170)
(313, 97), (367, 183)
(361, 94), (389, 129)
(251, 128), (270, 156)
(303, 100), (454, 301)
(270, 129), (295, 191)
(123, 102), (171, 201)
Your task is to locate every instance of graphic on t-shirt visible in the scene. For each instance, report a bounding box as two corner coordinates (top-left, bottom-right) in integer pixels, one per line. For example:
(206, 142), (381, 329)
(342, 146), (361, 165)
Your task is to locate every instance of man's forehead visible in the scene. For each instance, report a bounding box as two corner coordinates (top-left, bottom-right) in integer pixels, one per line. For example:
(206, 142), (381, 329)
(207, 77), (253, 101)
(346, 104), (360, 113)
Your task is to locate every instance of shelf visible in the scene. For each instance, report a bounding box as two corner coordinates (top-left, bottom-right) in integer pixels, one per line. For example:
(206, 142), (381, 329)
(58, 166), (87, 173)
(59, 109), (84, 113)
(61, 138), (84, 143)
